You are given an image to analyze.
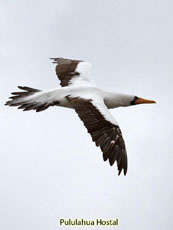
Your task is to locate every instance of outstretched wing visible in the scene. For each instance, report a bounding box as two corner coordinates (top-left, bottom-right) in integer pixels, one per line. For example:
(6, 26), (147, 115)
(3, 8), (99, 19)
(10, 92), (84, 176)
(51, 58), (95, 87)
(66, 96), (128, 175)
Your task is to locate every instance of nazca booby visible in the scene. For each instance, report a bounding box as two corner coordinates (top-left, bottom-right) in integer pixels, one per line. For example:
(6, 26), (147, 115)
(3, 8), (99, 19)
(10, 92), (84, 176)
(5, 58), (156, 175)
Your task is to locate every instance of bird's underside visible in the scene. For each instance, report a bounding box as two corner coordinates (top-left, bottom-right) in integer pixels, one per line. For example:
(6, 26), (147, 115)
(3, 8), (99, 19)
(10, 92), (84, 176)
(5, 58), (129, 175)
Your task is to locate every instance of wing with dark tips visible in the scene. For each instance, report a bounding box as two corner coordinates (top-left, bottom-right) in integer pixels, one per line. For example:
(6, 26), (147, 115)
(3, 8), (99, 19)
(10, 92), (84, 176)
(66, 96), (128, 175)
(51, 57), (94, 87)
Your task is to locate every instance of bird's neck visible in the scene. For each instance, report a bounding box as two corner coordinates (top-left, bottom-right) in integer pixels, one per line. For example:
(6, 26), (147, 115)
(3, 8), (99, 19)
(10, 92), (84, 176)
(103, 91), (133, 109)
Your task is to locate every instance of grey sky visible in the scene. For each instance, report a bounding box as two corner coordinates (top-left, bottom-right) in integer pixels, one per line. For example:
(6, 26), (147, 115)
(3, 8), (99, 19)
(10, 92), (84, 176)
(0, 0), (173, 230)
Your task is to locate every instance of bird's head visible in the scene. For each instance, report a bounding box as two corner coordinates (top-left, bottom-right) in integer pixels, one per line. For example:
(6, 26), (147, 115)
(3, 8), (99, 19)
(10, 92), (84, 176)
(106, 94), (156, 108)
(130, 96), (156, 106)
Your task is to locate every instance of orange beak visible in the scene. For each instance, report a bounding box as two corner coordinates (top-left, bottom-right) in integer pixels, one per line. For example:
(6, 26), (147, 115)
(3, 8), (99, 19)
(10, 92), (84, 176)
(135, 97), (156, 105)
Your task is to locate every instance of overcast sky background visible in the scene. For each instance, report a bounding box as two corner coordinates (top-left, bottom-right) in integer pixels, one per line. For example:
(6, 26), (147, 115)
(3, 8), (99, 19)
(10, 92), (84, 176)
(0, 0), (173, 230)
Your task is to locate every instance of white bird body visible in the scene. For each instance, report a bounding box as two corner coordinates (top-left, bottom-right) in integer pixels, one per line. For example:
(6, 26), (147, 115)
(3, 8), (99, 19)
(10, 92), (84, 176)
(12, 86), (134, 109)
(5, 58), (156, 175)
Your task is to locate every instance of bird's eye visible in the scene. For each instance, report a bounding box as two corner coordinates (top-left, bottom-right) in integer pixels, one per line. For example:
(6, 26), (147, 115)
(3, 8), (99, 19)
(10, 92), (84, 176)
(130, 96), (138, 105)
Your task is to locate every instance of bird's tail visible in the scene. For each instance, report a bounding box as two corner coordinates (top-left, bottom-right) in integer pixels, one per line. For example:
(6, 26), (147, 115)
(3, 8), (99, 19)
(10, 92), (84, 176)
(5, 86), (60, 112)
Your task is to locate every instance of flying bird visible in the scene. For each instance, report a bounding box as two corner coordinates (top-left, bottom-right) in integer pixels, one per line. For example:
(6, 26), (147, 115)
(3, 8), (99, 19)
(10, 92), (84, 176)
(5, 58), (156, 175)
